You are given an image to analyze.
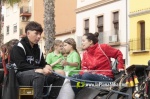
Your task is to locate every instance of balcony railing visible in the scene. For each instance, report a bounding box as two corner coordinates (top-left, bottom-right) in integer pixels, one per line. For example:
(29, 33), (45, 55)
(20, 6), (31, 17)
(129, 38), (150, 52)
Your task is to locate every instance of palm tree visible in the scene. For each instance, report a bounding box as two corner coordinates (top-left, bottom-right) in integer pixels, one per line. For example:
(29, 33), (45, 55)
(0, 0), (21, 47)
(3, 0), (21, 6)
(44, 0), (55, 55)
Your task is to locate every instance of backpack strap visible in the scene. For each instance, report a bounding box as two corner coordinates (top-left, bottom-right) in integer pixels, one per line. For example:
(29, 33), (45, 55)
(99, 44), (111, 65)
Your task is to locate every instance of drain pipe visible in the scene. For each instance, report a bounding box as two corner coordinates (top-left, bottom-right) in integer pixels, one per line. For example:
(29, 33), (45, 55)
(125, 0), (129, 66)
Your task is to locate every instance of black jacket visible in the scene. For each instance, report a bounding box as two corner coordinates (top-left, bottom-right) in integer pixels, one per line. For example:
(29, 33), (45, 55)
(10, 37), (46, 71)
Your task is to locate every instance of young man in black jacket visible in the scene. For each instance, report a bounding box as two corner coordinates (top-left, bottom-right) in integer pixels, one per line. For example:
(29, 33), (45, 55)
(10, 21), (64, 99)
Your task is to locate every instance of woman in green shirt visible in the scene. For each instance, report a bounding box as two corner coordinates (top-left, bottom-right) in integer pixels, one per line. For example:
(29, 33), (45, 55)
(61, 38), (81, 77)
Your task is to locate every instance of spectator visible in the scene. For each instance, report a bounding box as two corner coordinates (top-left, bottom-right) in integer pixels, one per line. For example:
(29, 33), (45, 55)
(10, 21), (64, 99)
(57, 38), (81, 99)
(61, 38), (81, 76)
(46, 40), (65, 76)
(71, 32), (124, 95)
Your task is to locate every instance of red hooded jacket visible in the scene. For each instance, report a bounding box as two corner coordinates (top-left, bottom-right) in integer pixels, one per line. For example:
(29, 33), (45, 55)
(80, 43), (124, 78)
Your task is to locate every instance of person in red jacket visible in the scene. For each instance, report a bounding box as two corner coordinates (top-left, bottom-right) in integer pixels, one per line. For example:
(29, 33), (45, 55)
(71, 32), (124, 95)
(80, 32), (124, 79)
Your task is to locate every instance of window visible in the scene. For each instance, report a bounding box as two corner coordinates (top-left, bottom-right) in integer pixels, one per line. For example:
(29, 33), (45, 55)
(113, 11), (119, 31)
(113, 12), (119, 22)
(13, 24), (17, 33)
(84, 19), (89, 33)
(6, 26), (9, 34)
(140, 22), (145, 50)
(97, 15), (103, 32)
(113, 11), (119, 41)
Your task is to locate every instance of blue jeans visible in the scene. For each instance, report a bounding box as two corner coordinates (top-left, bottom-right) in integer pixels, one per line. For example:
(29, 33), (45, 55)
(16, 70), (64, 99)
(71, 73), (113, 95)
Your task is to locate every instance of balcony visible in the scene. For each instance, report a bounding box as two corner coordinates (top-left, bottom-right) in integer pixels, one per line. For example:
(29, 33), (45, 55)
(129, 38), (150, 53)
(20, 6), (31, 17)
(98, 30), (121, 46)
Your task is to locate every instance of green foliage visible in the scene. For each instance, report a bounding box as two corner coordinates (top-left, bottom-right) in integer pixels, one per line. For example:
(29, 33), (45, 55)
(3, 0), (21, 6)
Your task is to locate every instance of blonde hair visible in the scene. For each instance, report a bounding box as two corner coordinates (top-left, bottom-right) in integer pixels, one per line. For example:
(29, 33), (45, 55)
(51, 40), (63, 51)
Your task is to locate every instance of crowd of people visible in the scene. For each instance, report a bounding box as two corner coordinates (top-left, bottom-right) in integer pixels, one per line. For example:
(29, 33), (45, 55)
(0, 21), (124, 99)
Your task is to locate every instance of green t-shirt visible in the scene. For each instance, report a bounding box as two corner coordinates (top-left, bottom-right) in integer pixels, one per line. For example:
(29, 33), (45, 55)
(46, 52), (64, 70)
(64, 51), (81, 76)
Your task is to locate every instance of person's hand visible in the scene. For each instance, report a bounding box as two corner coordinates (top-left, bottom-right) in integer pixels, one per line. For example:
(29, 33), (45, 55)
(43, 65), (52, 75)
(61, 60), (68, 66)
(56, 58), (63, 63)
(35, 69), (44, 74)
(118, 69), (124, 72)
(45, 65), (52, 71)
(51, 58), (63, 67)
(84, 70), (89, 73)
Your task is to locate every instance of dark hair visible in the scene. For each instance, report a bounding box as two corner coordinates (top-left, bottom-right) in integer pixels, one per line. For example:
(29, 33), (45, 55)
(1, 44), (7, 53)
(83, 32), (99, 44)
(0, 39), (19, 54)
(25, 21), (43, 33)
(7, 39), (19, 54)
(0, 39), (19, 63)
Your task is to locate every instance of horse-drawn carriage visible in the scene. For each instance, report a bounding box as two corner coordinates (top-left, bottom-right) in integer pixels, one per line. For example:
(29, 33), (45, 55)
(0, 39), (150, 99)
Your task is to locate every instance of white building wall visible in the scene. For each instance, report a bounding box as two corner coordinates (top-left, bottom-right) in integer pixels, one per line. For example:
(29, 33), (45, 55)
(77, 0), (100, 8)
(4, 4), (20, 43)
(76, 0), (126, 36)
(3, 0), (34, 43)
(76, 0), (127, 60)
(30, 0), (34, 21)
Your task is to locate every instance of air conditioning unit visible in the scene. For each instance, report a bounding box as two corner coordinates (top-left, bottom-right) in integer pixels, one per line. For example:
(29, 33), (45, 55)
(21, 16), (27, 22)
(109, 35), (117, 43)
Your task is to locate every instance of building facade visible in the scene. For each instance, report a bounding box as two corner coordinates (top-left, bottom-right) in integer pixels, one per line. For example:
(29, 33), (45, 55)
(3, 0), (76, 52)
(3, 0), (45, 50)
(55, 0), (76, 40)
(0, 15), (4, 47)
(129, 0), (150, 65)
(76, 0), (128, 65)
